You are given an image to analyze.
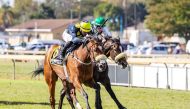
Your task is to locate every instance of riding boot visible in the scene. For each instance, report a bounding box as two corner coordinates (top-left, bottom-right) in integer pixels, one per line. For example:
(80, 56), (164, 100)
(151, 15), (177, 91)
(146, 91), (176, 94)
(61, 41), (73, 58)
(51, 41), (73, 64)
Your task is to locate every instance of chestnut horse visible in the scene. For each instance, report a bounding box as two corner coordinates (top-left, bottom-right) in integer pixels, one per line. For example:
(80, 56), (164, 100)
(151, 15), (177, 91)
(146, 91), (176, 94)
(59, 38), (128, 109)
(32, 37), (107, 109)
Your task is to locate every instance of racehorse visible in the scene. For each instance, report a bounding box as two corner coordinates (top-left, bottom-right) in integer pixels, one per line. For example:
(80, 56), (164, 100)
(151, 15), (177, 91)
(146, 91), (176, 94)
(58, 38), (128, 109)
(93, 38), (128, 109)
(32, 36), (107, 109)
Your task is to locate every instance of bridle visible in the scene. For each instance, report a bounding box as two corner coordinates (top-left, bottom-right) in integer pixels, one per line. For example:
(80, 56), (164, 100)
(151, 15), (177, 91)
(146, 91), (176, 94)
(103, 39), (122, 59)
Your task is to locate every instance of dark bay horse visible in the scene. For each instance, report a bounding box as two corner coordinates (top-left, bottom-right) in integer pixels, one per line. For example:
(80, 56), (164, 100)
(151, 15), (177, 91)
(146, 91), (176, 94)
(32, 37), (107, 109)
(59, 38), (128, 109)
(93, 38), (128, 109)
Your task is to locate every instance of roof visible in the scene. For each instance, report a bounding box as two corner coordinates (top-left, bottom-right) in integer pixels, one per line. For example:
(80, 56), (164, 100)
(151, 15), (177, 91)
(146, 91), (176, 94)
(6, 19), (78, 32)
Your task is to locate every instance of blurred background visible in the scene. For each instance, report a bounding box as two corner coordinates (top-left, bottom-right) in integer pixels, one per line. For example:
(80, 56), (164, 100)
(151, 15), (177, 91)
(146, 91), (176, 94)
(1, 1), (190, 108)
(0, 0), (189, 55)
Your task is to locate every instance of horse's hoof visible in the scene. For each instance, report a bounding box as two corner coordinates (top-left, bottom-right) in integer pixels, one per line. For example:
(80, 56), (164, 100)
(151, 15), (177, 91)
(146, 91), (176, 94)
(122, 107), (127, 109)
(119, 106), (127, 109)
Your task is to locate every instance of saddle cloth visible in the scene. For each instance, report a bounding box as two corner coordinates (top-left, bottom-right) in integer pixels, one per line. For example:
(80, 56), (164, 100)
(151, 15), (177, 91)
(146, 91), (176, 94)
(50, 43), (81, 65)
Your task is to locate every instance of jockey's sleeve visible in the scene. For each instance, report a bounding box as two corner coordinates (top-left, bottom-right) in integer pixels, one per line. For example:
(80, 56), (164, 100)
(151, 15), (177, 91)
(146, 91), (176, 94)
(68, 25), (77, 39)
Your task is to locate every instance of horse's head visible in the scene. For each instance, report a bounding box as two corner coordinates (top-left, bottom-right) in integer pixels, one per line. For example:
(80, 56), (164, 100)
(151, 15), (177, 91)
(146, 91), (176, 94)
(103, 38), (128, 69)
(83, 36), (107, 63)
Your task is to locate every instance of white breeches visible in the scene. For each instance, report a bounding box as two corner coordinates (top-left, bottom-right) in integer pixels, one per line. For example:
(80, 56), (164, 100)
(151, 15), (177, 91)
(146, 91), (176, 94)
(62, 29), (72, 42)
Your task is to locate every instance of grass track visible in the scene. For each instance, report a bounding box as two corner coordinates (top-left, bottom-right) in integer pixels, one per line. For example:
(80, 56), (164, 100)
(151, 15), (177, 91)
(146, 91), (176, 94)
(0, 60), (190, 109)
(1, 79), (190, 109)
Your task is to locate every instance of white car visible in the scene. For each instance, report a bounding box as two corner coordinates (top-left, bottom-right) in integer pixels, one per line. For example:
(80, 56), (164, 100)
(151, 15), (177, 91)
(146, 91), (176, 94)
(147, 44), (169, 54)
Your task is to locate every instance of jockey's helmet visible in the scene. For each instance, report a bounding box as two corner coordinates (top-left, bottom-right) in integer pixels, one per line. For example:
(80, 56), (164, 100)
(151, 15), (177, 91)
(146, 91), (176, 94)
(92, 17), (105, 27)
(80, 20), (91, 33)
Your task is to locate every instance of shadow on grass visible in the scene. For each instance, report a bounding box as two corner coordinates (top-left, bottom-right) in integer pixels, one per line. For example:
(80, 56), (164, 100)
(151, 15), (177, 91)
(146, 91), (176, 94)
(0, 101), (53, 105)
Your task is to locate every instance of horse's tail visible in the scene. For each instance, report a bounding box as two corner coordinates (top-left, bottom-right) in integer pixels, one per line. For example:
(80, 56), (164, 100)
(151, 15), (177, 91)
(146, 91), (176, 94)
(32, 65), (44, 77)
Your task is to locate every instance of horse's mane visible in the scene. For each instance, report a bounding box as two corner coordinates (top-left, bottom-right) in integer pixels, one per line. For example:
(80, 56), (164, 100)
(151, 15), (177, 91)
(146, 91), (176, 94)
(82, 35), (100, 48)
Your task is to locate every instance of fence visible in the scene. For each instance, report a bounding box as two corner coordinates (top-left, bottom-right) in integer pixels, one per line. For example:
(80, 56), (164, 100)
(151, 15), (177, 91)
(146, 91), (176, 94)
(108, 63), (190, 91)
(0, 50), (45, 80)
(1, 50), (190, 91)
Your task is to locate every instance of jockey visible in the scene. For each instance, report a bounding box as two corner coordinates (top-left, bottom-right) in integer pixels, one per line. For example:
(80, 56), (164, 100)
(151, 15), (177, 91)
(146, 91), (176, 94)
(91, 16), (112, 39)
(53, 20), (92, 62)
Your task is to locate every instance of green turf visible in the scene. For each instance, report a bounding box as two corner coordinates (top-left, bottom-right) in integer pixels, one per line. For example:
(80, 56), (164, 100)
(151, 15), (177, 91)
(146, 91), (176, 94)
(1, 79), (190, 109)
(0, 60), (41, 80)
(1, 60), (190, 109)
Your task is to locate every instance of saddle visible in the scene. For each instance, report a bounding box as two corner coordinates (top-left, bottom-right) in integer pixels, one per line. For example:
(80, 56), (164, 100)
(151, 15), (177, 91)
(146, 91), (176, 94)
(50, 43), (81, 65)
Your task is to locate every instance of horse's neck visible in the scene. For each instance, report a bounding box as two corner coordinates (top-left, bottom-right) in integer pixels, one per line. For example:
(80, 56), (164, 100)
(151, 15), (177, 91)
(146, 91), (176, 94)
(75, 43), (91, 62)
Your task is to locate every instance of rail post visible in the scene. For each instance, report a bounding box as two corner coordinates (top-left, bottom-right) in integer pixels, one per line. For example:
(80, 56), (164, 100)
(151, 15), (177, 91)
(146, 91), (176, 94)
(12, 59), (16, 80)
(164, 63), (170, 89)
(186, 67), (188, 90)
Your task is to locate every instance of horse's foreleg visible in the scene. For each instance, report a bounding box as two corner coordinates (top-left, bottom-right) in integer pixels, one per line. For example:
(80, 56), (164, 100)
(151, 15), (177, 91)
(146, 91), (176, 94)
(58, 88), (66, 109)
(103, 80), (127, 109)
(85, 80), (102, 109)
(59, 80), (75, 109)
(65, 82), (75, 109)
(74, 80), (90, 109)
(94, 83), (102, 109)
(69, 86), (81, 109)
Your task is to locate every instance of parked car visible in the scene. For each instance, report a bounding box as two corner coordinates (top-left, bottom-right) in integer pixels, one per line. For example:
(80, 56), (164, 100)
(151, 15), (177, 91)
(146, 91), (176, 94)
(146, 44), (169, 54)
(26, 39), (64, 51)
(0, 39), (10, 54)
(0, 39), (10, 49)
(26, 42), (45, 51)
(10, 42), (27, 51)
(120, 40), (135, 51)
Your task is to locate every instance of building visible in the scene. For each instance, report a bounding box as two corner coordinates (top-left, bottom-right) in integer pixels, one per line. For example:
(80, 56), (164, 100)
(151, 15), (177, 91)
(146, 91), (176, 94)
(5, 19), (78, 44)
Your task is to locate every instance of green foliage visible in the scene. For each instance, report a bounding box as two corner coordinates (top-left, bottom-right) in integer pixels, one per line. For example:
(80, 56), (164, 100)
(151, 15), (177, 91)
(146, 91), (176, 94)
(125, 2), (147, 27)
(13, 0), (33, 15)
(81, 0), (100, 18)
(94, 3), (124, 31)
(12, 0), (37, 23)
(145, 0), (190, 39)
(30, 4), (55, 19)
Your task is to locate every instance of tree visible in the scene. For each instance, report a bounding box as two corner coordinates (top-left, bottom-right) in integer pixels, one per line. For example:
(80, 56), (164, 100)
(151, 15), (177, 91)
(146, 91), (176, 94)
(145, 0), (190, 40)
(12, 0), (34, 23)
(94, 3), (124, 31)
(0, 4), (14, 29)
(30, 4), (55, 19)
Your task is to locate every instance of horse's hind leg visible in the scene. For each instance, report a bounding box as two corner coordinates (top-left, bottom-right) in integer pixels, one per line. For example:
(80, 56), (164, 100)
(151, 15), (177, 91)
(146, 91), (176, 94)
(47, 77), (57, 109)
(102, 77), (127, 109)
